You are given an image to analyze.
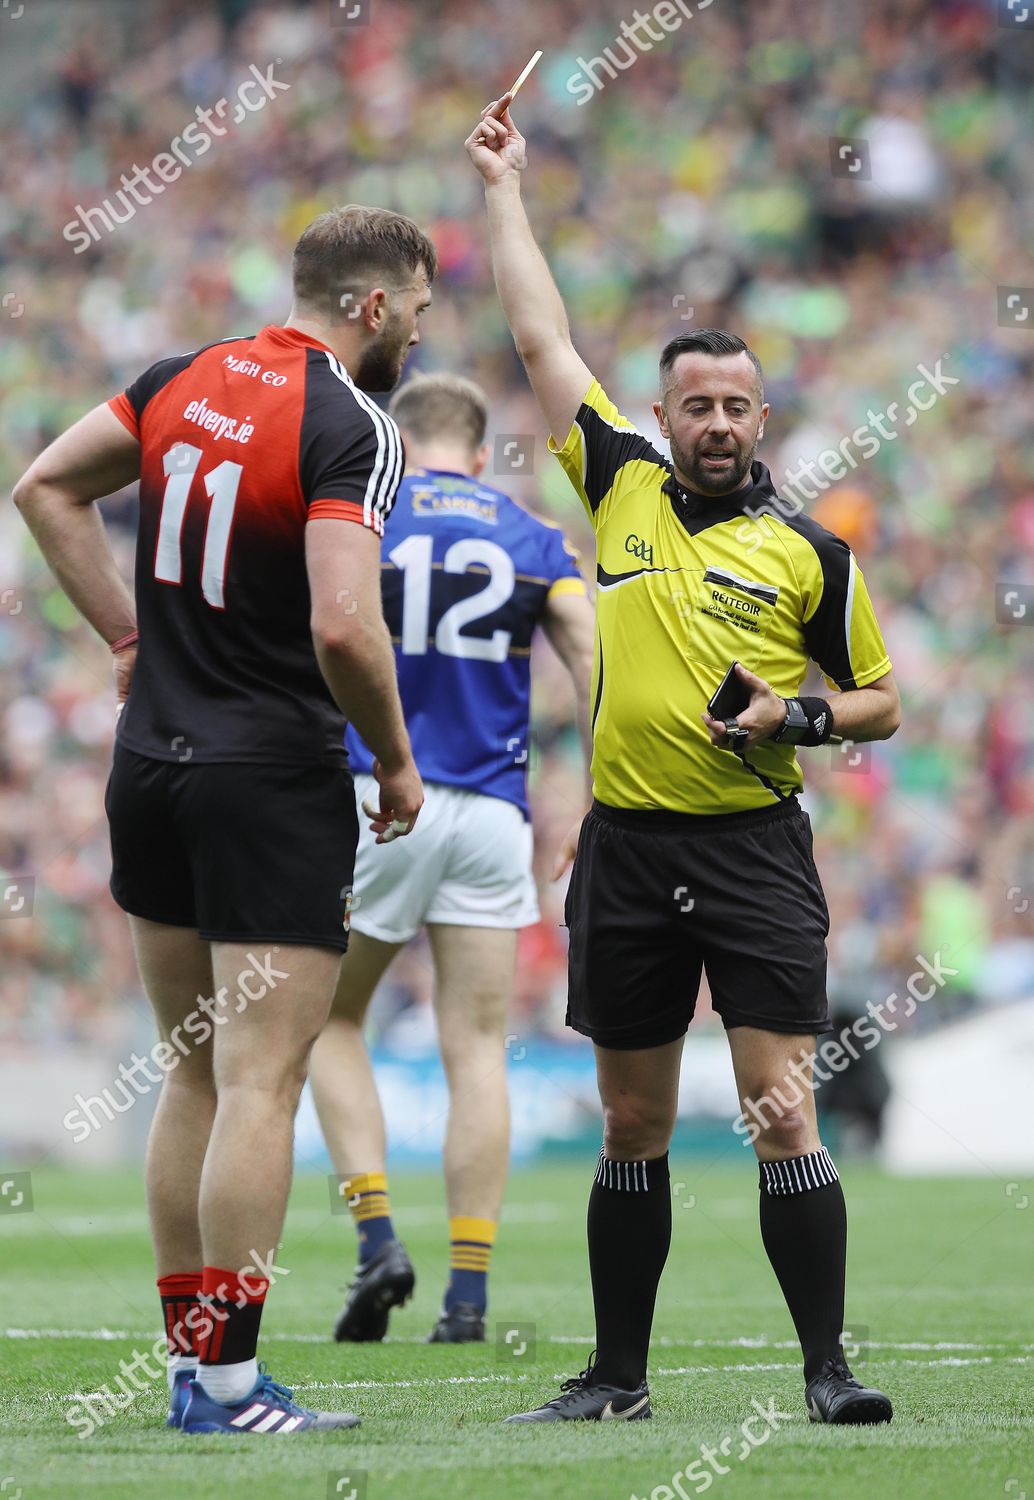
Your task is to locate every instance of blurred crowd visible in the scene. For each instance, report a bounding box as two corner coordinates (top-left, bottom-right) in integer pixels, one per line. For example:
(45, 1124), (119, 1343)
(2, 0), (1033, 1056)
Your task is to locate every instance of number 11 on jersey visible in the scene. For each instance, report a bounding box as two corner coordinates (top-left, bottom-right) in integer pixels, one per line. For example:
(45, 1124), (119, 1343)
(155, 442), (242, 610)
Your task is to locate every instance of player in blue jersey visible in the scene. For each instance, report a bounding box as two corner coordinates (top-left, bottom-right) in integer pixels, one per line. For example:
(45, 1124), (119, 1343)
(309, 372), (594, 1343)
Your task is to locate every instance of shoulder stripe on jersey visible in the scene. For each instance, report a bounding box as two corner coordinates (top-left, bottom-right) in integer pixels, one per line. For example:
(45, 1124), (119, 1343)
(776, 511), (858, 690)
(843, 553), (857, 685)
(578, 407), (666, 515)
(325, 354), (402, 529)
(327, 349), (396, 525)
(589, 407), (649, 440)
(326, 351), (395, 526)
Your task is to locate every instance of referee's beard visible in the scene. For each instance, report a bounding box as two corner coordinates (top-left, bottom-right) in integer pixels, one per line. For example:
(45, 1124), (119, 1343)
(669, 429), (759, 498)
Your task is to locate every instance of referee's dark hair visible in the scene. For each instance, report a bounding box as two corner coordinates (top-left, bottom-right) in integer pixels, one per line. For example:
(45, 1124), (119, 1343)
(660, 329), (765, 404)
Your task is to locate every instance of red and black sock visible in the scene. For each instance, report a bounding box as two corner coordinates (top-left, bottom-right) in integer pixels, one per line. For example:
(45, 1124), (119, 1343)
(196, 1265), (269, 1367)
(158, 1271), (202, 1360)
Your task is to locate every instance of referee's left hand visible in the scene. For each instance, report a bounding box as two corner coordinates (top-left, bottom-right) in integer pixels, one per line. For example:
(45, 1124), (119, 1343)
(701, 662), (787, 749)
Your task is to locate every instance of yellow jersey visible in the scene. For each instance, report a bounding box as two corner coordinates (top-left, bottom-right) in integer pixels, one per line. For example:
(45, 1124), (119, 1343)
(549, 378), (892, 814)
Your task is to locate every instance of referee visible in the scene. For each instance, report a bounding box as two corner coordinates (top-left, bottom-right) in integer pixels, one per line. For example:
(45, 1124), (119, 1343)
(466, 99), (900, 1426)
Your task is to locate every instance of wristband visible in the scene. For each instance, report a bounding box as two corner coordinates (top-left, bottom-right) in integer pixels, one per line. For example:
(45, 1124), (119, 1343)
(110, 630), (139, 654)
(771, 696), (834, 746)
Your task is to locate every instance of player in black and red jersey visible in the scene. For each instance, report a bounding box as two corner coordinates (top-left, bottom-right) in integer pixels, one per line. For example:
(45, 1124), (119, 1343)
(13, 205), (435, 1436)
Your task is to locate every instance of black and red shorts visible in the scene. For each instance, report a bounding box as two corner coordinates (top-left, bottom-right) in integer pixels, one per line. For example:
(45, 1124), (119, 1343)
(106, 745), (358, 951)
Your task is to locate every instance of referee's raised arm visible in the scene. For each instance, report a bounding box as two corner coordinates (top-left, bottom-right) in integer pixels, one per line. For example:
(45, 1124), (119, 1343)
(465, 95), (591, 445)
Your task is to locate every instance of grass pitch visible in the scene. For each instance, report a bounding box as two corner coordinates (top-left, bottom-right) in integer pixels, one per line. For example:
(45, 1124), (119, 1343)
(1, 1162), (1031, 1500)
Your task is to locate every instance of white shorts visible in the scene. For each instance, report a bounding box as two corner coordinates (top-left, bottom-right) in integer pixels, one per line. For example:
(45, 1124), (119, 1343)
(350, 775), (540, 944)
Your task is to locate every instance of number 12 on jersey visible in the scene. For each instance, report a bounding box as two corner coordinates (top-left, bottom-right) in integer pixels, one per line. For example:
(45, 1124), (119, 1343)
(389, 533), (516, 662)
(155, 443), (242, 610)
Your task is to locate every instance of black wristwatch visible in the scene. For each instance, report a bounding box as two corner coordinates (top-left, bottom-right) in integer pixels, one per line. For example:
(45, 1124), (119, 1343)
(771, 696), (834, 746)
(771, 697), (809, 744)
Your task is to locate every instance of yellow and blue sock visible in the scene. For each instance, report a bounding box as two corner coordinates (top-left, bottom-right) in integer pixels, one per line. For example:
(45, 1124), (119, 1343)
(444, 1216), (496, 1314)
(345, 1172), (396, 1265)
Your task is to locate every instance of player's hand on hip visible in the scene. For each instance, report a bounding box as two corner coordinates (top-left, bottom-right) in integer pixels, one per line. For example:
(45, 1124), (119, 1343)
(363, 757), (424, 844)
(701, 661), (788, 749)
(111, 644), (136, 714)
(465, 93), (527, 182)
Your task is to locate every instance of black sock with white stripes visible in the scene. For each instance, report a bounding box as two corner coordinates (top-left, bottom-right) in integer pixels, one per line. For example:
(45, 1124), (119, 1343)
(587, 1150), (671, 1390)
(758, 1147), (847, 1382)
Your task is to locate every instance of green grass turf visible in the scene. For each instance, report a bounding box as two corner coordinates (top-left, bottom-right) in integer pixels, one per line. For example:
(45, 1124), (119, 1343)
(1, 1162), (1032, 1500)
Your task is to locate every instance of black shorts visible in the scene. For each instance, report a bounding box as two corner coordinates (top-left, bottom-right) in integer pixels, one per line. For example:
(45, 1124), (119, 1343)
(105, 745), (359, 951)
(565, 798), (831, 1049)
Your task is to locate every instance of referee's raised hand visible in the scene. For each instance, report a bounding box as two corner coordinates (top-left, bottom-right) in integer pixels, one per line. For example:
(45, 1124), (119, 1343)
(465, 93), (528, 181)
(701, 662), (788, 749)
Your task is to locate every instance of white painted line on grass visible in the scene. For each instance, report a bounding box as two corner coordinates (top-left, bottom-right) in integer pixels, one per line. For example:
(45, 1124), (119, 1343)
(252, 1352), (1034, 1397)
(59, 1351), (1034, 1403)
(10, 1327), (1033, 1354)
